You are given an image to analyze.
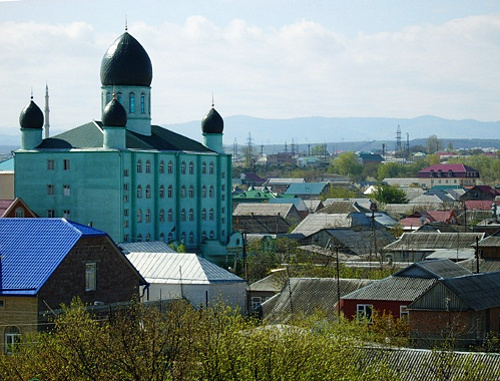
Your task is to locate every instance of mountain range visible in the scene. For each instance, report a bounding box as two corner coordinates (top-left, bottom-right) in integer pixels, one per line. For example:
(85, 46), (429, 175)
(1, 115), (499, 154)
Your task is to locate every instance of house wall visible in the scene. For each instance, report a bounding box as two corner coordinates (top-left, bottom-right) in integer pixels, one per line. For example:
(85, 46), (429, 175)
(0, 296), (38, 353)
(14, 148), (232, 252)
(409, 308), (500, 348)
(38, 236), (142, 314)
(145, 282), (247, 312)
(341, 299), (411, 320)
(0, 172), (14, 199)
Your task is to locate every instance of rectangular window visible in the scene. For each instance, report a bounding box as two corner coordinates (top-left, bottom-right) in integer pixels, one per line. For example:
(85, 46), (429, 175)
(124, 209), (129, 217)
(47, 184), (54, 196)
(14, 208), (24, 218)
(63, 159), (70, 170)
(356, 304), (373, 322)
(63, 210), (70, 219)
(124, 169), (129, 177)
(400, 305), (408, 319)
(85, 263), (97, 291)
(47, 159), (55, 170)
(63, 184), (70, 196)
(123, 183), (129, 191)
(0, 300), (5, 308)
(251, 297), (262, 310)
(47, 209), (55, 218)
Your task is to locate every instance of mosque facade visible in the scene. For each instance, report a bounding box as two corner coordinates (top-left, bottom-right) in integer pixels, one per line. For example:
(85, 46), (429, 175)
(14, 31), (237, 260)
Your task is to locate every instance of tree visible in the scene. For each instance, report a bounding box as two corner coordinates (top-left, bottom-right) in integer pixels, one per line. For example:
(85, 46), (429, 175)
(330, 152), (363, 180)
(426, 134), (443, 154)
(371, 184), (408, 204)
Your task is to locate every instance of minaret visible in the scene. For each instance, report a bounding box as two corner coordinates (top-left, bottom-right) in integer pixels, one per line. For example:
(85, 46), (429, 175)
(44, 84), (50, 139)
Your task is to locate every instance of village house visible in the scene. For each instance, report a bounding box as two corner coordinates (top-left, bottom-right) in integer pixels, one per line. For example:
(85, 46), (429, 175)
(409, 271), (500, 348)
(340, 259), (470, 322)
(0, 218), (146, 353)
(417, 164), (479, 189)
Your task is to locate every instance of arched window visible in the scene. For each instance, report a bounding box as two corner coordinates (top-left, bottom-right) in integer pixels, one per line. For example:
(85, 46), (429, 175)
(168, 232), (173, 243)
(117, 92), (123, 104)
(189, 161), (194, 174)
(137, 209), (142, 223)
(202, 185), (207, 198)
(189, 208), (194, 221)
(209, 162), (214, 174)
(201, 231), (207, 241)
(167, 161), (173, 174)
(145, 160), (151, 173)
(159, 160), (165, 174)
(168, 208), (173, 222)
(181, 185), (186, 198)
(209, 185), (214, 198)
(189, 231), (194, 244)
(159, 209), (165, 223)
(145, 209), (151, 223)
(201, 208), (207, 220)
(137, 160), (142, 173)
(209, 208), (214, 220)
(129, 92), (135, 113)
(209, 230), (214, 239)
(181, 209), (186, 222)
(160, 232), (165, 242)
(145, 233), (151, 242)
(168, 185), (173, 198)
(137, 185), (142, 198)
(5, 326), (21, 354)
(202, 162), (207, 174)
(189, 185), (194, 198)
(181, 161), (186, 174)
(140, 93), (145, 114)
(159, 185), (165, 198)
(15, 208), (24, 218)
(145, 185), (151, 199)
(181, 232), (186, 243)
(137, 234), (142, 242)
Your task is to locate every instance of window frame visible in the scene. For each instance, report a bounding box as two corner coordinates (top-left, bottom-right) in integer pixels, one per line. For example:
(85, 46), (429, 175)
(85, 263), (97, 292)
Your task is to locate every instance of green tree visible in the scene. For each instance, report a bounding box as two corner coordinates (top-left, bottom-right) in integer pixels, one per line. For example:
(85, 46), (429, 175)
(330, 152), (363, 180)
(426, 134), (443, 154)
(372, 184), (408, 204)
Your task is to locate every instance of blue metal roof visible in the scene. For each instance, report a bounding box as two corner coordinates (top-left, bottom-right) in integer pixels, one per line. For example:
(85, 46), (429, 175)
(0, 218), (107, 296)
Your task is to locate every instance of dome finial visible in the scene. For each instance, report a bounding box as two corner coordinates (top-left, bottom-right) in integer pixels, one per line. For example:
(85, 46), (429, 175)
(30, 87), (33, 100)
(211, 93), (215, 108)
(125, 15), (128, 31)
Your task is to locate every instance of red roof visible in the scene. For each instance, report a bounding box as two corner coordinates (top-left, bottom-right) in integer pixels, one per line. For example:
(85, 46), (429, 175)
(418, 164), (479, 178)
(465, 200), (500, 211)
(0, 199), (15, 217)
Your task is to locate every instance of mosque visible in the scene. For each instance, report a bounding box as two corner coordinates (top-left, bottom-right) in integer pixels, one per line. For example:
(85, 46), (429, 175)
(14, 29), (240, 263)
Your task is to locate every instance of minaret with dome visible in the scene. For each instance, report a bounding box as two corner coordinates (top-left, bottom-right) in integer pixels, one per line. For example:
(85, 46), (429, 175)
(14, 29), (239, 265)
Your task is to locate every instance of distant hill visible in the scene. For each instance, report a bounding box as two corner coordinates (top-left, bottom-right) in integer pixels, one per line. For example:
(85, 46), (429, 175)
(164, 115), (500, 148)
(1, 115), (499, 154)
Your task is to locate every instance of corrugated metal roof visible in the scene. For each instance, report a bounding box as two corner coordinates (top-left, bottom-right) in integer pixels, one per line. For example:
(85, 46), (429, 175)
(292, 214), (351, 236)
(0, 158), (14, 171)
(478, 235), (500, 247)
(394, 259), (471, 279)
(359, 347), (500, 381)
(233, 203), (295, 217)
(261, 278), (373, 322)
(125, 252), (244, 284)
(0, 218), (107, 295)
(119, 241), (177, 253)
(284, 182), (328, 195)
(458, 258), (500, 273)
(426, 248), (475, 261)
(324, 229), (396, 256)
(383, 232), (484, 252)
(247, 274), (283, 292)
(441, 271), (500, 311)
(342, 276), (436, 301)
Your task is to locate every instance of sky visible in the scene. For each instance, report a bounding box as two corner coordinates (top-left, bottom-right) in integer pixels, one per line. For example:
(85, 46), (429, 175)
(1, 0), (500, 143)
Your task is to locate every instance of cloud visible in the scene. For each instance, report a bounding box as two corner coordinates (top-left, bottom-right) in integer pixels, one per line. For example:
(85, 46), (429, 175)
(0, 13), (499, 143)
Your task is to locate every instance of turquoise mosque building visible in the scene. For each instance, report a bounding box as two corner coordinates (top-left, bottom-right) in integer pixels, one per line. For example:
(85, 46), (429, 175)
(14, 30), (239, 262)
